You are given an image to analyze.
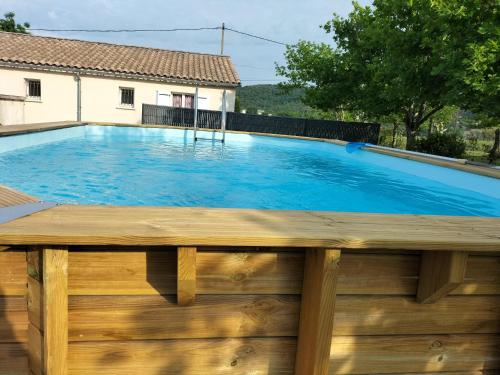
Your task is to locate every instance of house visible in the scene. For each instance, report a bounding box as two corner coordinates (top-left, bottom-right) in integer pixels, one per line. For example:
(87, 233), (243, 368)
(0, 31), (240, 125)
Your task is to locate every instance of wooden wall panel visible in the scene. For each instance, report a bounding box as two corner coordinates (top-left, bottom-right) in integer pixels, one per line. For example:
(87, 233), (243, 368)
(67, 295), (500, 341)
(0, 297), (28, 343)
(0, 250), (27, 296)
(329, 334), (500, 374)
(66, 334), (500, 375)
(67, 250), (500, 296)
(333, 295), (500, 335)
(0, 343), (28, 375)
(68, 338), (296, 375)
(69, 295), (300, 341)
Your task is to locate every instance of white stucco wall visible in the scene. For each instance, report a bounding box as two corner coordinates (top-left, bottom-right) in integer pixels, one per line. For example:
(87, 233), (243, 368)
(0, 68), (77, 124)
(0, 67), (236, 125)
(0, 99), (25, 125)
(80, 75), (235, 124)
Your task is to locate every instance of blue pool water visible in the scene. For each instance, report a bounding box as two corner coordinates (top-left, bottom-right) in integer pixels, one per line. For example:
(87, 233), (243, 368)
(0, 125), (499, 216)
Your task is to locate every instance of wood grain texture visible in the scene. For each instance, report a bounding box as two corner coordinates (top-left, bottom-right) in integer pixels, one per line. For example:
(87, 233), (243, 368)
(0, 297), (28, 343)
(28, 325), (43, 375)
(68, 338), (296, 375)
(64, 334), (500, 375)
(0, 205), (499, 251)
(329, 334), (500, 374)
(0, 342), (28, 375)
(295, 249), (340, 375)
(454, 255), (500, 295)
(65, 250), (500, 296)
(177, 247), (196, 306)
(417, 251), (468, 303)
(0, 184), (37, 208)
(65, 295), (500, 341)
(27, 277), (42, 331)
(68, 295), (299, 341)
(43, 247), (68, 375)
(0, 249), (27, 296)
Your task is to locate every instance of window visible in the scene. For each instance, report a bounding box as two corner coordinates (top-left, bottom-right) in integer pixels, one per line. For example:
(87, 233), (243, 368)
(184, 95), (194, 109)
(120, 87), (134, 107)
(172, 94), (182, 108)
(172, 93), (196, 109)
(26, 79), (41, 100)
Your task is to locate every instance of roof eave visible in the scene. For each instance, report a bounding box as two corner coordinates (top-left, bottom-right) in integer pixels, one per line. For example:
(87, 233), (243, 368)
(0, 61), (241, 88)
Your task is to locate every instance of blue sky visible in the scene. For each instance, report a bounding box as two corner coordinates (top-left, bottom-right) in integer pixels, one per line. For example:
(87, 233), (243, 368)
(0, 0), (371, 86)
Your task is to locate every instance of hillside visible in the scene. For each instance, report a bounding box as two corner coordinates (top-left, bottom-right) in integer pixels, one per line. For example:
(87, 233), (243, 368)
(236, 84), (326, 119)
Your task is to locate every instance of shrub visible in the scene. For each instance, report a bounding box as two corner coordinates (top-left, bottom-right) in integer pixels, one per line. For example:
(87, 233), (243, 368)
(415, 133), (466, 159)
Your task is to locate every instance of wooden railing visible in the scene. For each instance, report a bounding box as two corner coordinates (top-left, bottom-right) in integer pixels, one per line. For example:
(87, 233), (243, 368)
(0, 205), (499, 375)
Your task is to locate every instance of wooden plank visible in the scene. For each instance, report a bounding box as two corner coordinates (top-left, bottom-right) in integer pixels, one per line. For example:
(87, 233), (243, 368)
(27, 277), (42, 331)
(28, 325), (43, 375)
(65, 334), (500, 375)
(68, 338), (295, 375)
(66, 294), (500, 341)
(0, 297), (28, 343)
(177, 247), (196, 306)
(0, 342), (28, 375)
(332, 295), (500, 335)
(66, 251), (499, 296)
(295, 249), (340, 375)
(0, 205), (499, 251)
(0, 184), (37, 208)
(43, 247), (68, 375)
(0, 122), (80, 138)
(68, 295), (300, 341)
(329, 334), (500, 374)
(454, 255), (500, 295)
(0, 250), (27, 296)
(417, 251), (468, 303)
(27, 248), (43, 375)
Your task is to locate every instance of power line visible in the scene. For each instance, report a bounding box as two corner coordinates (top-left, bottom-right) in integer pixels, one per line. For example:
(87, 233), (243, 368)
(225, 27), (288, 46)
(29, 26), (220, 33)
(29, 25), (290, 46)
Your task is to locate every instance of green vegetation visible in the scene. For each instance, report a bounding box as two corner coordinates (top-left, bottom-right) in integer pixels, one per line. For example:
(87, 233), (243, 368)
(237, 85), (327, 119)
(236, 84), (367, 121)
(0, 12), (30, 33)
(277, 0), (499, 162)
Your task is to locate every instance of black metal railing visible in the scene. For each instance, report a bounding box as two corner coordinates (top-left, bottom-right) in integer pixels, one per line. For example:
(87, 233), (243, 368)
(142, 104), (380, 144)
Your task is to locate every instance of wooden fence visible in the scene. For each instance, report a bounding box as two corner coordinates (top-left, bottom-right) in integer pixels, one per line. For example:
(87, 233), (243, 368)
(142, 104), (381, 144)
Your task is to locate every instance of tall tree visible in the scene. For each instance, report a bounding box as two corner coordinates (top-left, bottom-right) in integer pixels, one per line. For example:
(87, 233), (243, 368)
(277, 0), (498, 149)
(0, 12), (30, 33)
(431, 0), (499, 120)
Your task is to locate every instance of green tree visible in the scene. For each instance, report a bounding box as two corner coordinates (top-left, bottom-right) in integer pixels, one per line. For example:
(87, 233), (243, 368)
(0, 12), (30, 33)
(431, 0), (499, 119)
(277, 0), (498, 150)
(234, 96), (241, 113)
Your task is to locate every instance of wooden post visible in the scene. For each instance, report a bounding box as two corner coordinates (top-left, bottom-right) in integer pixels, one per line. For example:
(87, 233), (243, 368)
(295, 248), (341, 375)
(417, 250), (468, 304)
(177, 247), (197, 306)
(27, 246), (68, 375)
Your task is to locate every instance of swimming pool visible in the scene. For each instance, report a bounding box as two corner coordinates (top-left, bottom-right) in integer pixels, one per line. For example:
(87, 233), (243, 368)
(0, 125), (499, 216)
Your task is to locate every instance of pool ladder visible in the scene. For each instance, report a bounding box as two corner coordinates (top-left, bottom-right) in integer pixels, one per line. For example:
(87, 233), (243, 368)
(194, 89), (227, 143)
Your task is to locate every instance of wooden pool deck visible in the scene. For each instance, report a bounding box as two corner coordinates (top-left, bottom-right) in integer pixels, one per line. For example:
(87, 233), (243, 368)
(0, 185), (37, 208)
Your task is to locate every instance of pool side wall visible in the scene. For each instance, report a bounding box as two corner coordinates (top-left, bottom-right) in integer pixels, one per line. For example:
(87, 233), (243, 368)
(1, 245), (499, 374)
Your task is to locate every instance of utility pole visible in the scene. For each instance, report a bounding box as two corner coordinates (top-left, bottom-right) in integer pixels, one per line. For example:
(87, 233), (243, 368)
(220, 22), (225, 55)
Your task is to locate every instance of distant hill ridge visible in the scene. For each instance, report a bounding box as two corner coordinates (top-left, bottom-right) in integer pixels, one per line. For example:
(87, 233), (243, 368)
(236, 84), (323, 118)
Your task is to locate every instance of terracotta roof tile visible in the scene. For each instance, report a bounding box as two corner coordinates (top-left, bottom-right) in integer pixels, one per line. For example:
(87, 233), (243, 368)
(0, 31), (240, 86)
